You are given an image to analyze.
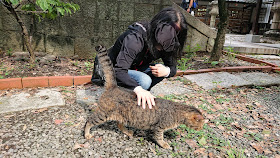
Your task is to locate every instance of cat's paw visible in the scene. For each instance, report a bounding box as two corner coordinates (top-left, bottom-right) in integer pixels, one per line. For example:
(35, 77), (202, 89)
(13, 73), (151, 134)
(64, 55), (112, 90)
(125, 130), (134, 138)
(160, 142), (171, 149)
(157, 140), (171, 149)
(85, 133), (93, 140)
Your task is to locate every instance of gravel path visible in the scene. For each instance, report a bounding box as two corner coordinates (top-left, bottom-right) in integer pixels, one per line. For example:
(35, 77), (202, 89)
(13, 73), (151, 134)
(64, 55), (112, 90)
(0, 80), (279, 158)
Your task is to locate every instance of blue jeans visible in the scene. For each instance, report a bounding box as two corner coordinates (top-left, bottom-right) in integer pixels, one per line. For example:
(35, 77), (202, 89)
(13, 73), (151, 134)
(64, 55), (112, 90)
(128, 67), (164, 91)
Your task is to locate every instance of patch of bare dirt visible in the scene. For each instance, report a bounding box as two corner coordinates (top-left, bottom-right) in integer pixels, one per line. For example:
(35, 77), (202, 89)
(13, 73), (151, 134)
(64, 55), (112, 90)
(0, 51), (260, 79)
(0, 55), (95, 79)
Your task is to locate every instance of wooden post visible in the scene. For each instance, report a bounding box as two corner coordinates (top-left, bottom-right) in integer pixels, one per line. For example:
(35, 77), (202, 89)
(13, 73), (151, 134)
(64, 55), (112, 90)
(251, 0), (263, 35)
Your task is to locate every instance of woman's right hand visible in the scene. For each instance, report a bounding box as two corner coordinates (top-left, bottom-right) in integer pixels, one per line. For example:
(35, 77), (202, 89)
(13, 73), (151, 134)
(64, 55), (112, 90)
(134, 86), (155, 109)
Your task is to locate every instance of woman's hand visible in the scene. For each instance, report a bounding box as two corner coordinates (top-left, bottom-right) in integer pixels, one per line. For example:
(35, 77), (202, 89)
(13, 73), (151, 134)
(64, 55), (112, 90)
(134, 86), (155, 109)
(150, 64), (170, 77)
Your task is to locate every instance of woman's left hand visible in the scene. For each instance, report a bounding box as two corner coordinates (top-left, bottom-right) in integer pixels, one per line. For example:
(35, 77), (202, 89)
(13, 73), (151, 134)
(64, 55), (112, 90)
(150, 64), (170, 77)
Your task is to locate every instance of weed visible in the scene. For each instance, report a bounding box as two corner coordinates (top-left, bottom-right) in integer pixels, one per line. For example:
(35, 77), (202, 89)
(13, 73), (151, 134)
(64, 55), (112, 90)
(177, 58), (191, 71)
(170, 141), (178, 147)
(211, 61), (219, 67)
(161, 94), (188, 102)
(84, 62), (94, 70)
(212, 114), (234, 127)
(155, 146), (164, 156)
(216, 95), (230, 104)
(243, 132), (263, 142)
(226, 148), (246, 158)
(6, 48), (13, 56)
(252, 85), (265, 89)
(137, 137), (145, 145)
(72, 61), (79, 66)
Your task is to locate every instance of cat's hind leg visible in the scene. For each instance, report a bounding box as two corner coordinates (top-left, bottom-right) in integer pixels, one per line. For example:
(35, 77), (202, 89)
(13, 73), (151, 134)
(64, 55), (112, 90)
(117, 122), (134, 138)
(84, 112), (107, 139)
(153, 129), (171, 149)
(84, 122), (94, 139)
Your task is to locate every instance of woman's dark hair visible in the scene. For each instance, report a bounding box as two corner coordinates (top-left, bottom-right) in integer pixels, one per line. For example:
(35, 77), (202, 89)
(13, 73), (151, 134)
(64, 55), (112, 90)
(147, 7), (188, 60)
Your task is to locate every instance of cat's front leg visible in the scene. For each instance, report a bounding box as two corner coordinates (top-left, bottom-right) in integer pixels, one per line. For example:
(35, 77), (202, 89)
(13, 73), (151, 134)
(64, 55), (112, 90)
(117, 122), (134, 138)
(84, 122), (94, 139)
(153, 130), (171, 149)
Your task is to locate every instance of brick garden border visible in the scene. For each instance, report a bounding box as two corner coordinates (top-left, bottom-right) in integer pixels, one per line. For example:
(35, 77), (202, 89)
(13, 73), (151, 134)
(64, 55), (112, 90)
(0, 51), (279, 90)
(175, 51), (280, 76)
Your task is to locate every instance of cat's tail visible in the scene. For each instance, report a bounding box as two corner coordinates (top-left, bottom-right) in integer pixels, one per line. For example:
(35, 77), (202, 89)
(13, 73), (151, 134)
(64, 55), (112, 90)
(95, 45), (117, 90)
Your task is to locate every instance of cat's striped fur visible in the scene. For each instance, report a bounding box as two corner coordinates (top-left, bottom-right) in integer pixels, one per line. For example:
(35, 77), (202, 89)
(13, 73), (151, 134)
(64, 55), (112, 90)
(84, 45), (204, 149)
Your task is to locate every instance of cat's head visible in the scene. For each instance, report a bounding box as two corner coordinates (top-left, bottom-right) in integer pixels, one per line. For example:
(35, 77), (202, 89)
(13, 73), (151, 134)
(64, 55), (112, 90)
(183, 110), (205, 131)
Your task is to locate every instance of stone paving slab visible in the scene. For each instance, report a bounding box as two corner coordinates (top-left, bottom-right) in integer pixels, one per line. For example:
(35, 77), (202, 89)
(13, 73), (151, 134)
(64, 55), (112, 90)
(75, 80), (193, 106)
(184, 72), (253, 90)
(247, 55), (280, 60)
(184, 72), (280, 90)
(150, 79), (193, 96)
(76, 88), (104, 106)
(0, 89), (65, 114)
(239, 72), (280, 86)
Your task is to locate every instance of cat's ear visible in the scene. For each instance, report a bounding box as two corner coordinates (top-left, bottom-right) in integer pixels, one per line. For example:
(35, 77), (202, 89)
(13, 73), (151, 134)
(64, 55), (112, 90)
(192, 114), (204, 122)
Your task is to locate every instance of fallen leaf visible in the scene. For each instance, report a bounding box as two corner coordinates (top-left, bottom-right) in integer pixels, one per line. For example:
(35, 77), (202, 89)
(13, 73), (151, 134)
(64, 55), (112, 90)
(250, 143), (263, 154)
(253, 102), (263, 108)
(208, 152), (215, 158)
(198, 137), (207, 146)
(54, 119), (63, 125)
(263, 149), (272, 155)
(22, 124), (27, 131)
(232, 122), (242, 131)
(217, 125), (225, 130)
(213, 104), (223, 110)
(194, 148), (206, 155)
(185, 139), (198, 148)
(216, 85), (222, 89)
(32, 108), (48, 113)
(275, 154), (280, 158)
(262, 130), (271, 136)
(72, 142), (90, 151)
(95, 137), (102, 143)
(4, 114), (15, 118)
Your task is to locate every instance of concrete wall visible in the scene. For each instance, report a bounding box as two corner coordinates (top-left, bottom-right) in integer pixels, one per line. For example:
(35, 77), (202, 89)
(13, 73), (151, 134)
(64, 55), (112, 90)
(0, 0), (216, 58)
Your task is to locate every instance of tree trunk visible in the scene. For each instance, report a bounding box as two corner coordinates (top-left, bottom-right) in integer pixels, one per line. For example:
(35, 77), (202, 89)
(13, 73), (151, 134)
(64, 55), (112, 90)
(5, 3), (36, 63)
(251, 0), (262, 35)
(209, 0), (228, 61)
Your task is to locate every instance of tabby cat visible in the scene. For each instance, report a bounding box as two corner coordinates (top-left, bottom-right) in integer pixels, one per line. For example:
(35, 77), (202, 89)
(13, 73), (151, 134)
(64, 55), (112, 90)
(84, 45), (204, 149)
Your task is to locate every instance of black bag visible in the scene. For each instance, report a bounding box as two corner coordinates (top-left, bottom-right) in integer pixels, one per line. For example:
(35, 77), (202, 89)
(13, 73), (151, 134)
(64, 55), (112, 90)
(91, 56), (105, 85)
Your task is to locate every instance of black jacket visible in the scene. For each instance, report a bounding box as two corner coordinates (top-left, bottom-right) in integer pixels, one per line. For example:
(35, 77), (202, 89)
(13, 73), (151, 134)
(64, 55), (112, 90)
(109, 23), (177, 90)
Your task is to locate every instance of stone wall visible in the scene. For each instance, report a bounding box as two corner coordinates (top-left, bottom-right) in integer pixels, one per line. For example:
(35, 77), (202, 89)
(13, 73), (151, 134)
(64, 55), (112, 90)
(0, 0), (216, 58)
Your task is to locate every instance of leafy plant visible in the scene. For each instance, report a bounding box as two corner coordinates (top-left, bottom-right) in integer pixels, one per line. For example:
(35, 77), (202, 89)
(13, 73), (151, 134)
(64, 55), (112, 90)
(6, 48), (13, 56)
(177, 45), (200, 70)
(243, 132), (263, 142)
(1, 0), (80, 63)
(211, 61), (219, 67)
(84, 62), (94, 71)
(184, 44), (201, 53)
(226, 148), (246, 158)
(137, 137), (145, 145)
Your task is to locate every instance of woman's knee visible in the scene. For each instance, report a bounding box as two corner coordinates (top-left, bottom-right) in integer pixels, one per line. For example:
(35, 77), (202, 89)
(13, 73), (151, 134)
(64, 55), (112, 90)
(128, 70), (152, 90)
(139, 75), (152, 90)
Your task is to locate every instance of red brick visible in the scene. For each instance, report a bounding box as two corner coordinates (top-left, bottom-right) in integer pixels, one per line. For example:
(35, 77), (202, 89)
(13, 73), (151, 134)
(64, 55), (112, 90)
(197, 69), (215, 73)
(22, 76), (49, 88)
(175, 71), (184, 76)
(0, 78), (22, 90)
(261, 66), (272, 72)
(272, 67), (280, 73)
(49, 76), (73, 87)
(74, 76), (92, 85)
(210, 68), (223, 72)
(183, 70), (199, 75)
